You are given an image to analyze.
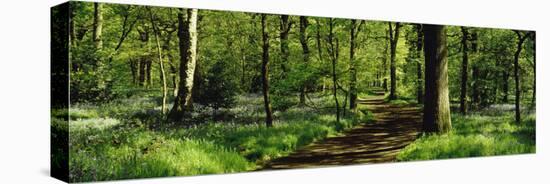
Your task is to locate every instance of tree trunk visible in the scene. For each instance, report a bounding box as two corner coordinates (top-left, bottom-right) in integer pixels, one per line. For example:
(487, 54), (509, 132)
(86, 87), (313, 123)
(299, 16), (309, 105)
(388, 22), (401, 100)
(69, 6), (77, 48)
(130, 59), (138, 85)
(145, 58), (152, 88)
(502, 70), (509, 103)
(279, 15), (291, 78)
(169, 61), (178, 97)
(149, 8), (168, 115)
(261, 14), (274, 127)
(349, 19), (358, 110)
(472, 65), (480, 106)
(470, 31), (479, 108)
(316, 20), (325, 93)
(383, 27), (389, 92)
(460, 27), (469, 114)
(138, 57), (146, 86)
(92, 2), (103, 50)
(168, 8), (199, 122)
(422, 24), (451, 133)
(241, 47), (247, 90)
(415, 24), (424, 104)
(328, 18), (340, 123)
(92, 2), (104, 90)
(513, 31), (529, 123)
(531, 32), (536, 106)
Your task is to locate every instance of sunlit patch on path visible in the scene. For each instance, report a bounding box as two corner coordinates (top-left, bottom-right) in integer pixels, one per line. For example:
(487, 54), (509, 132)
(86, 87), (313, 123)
(262, 90), (422, 169)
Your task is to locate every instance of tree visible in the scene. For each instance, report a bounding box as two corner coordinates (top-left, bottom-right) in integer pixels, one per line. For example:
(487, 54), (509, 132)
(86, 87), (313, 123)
(92, 2), (103, 50)
(529, 32), (536, 106)
(382, 27), (389, 92)
(470, 31), (480, 106)
(415, 24), (424, 104)
(422, 24), (451, 133)
(459, 26), (469, 114)
(315, 19), (327, 93)
(327, 18), (341, 123)
(388, 22), (401, 100)
(196, 60), (238, 116)
(148, 8), (168, 114)
(261, 14), (274, 127)
(279, 15), (292, 78)
(168, 8), (199, 121)
(298, 16), (309, 105)
(349, 19), (363, 109)
(512, 30), (530, 123)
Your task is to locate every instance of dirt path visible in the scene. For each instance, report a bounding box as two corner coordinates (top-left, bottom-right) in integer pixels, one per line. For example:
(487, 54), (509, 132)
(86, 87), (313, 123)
(262, 91), (422, 170)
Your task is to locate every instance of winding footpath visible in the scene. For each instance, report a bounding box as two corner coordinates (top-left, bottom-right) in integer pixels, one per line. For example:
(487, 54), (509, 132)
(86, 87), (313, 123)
(263, 90), (423, 169)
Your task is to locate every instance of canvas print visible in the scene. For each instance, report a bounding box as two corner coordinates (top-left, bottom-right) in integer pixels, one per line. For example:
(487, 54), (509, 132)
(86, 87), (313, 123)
(51, 1), (536, 182)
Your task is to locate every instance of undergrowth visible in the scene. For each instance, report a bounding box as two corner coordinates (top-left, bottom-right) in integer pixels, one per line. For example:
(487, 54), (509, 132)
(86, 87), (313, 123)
(57, 93), (373, 182)
(396, 112), (535, 161)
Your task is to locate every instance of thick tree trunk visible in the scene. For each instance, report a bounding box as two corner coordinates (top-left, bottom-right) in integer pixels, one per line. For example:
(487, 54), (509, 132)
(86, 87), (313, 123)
(168, 8), (198, 122)
(279, 15), (291, 78)
(149, 8), (168, 115)
(299, 16), (309, 105)
(389, 22), (401, 100)
(92, 2), (103, 50)
(415, 24), (423, 104)
(261, 14), (274, 127)
(92, 2), (104, 92)
(422, 24), (451, 133)
(460, 27), (469, 114)
(513, 31), (528, 123)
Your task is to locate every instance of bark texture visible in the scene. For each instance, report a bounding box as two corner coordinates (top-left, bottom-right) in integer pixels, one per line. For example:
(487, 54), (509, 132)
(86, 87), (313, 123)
(168, 9), (198, 121)
(513, 30), (529, 123)
(92, 2), (103, 50)
(327, 19), (340, 123)
(279, 15), (291, 78)
(388, 22), (401, 100)
(422, 24), (451, 133)
(261, 14), (274, 127)
(299, 16), (309, 105)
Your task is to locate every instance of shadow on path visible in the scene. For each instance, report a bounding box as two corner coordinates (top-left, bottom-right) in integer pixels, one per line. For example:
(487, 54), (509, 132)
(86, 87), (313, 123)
(262, 91), (422, 170)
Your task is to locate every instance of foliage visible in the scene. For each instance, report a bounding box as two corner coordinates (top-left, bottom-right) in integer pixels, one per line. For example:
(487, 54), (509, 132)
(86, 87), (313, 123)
(64, 93), (372, 182)
(194, 60), (238, 111)
(396, 112), (535, 161)
(56, 1), (536, 182)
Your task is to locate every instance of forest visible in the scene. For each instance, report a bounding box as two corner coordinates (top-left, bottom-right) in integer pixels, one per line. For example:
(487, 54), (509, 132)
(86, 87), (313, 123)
(51, 2), (535, 182)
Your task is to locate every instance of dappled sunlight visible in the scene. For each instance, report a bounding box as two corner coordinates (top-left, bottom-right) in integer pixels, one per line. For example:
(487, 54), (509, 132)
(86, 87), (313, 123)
(397, 111), (536, 161)
(263, 92), (422, 169)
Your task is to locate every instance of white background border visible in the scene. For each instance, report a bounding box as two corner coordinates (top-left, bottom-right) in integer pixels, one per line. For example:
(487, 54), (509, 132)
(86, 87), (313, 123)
(0, 0), (547, 183)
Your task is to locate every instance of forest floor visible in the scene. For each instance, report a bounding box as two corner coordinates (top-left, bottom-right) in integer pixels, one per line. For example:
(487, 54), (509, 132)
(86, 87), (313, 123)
(262, 90), (423, 169)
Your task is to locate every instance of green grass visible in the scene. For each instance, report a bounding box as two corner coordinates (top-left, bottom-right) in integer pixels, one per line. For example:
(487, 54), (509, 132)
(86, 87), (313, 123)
(396, 112), (535, 161)
(62, 93), (373, 182)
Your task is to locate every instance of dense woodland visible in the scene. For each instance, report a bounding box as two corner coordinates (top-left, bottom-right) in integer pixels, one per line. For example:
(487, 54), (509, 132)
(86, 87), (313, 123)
(51, 2), (536, 182)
